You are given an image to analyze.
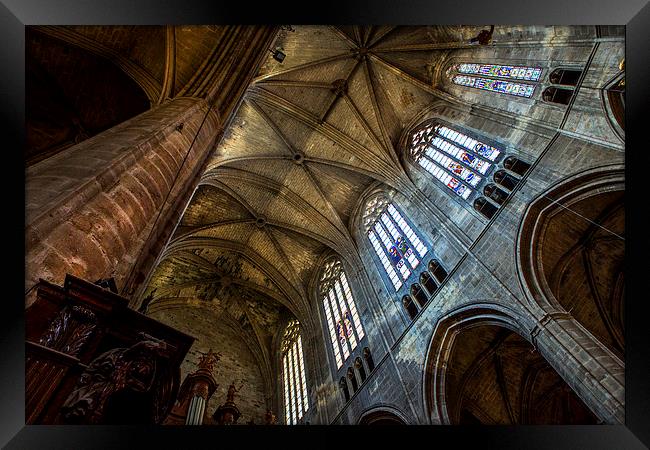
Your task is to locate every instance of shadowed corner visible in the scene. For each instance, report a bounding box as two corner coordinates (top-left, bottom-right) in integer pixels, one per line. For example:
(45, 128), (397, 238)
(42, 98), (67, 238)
(0, 0), (27, 448)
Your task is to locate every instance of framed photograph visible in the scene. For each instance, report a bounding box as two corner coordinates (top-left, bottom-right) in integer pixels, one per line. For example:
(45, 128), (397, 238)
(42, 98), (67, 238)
(4, 0), (649, 448)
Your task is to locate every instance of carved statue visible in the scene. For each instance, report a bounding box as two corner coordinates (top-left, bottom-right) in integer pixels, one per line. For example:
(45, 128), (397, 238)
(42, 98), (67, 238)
(265, 409), (277, 425)
(196, 349), (221, 373)
(138, 288), (157, 313)
(61, 332), (175, 424)
(226, 381), (244, 403)
(470, 25), (495, 45)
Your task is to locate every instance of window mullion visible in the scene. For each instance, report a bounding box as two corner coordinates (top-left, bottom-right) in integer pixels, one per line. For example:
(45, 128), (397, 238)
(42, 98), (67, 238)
(384, 212), (420, 271)
(428, 136), (490, 176)
(297, 336), (309, 412)
(289, 345), (299, 423)
(331, 286), (353, 357)
(387, 205), (428, 258)
(284, 356), (293, 424)
(291, 343), (303, 419)
(323, 294), (343, 368)
(435, 125), (500, 162)
(376, 219), (410, 281)
(368, 230), (402, 290)
(329, 290), (350, 360)
(334, 278), (358, 348)
(340, 272), (365, 340)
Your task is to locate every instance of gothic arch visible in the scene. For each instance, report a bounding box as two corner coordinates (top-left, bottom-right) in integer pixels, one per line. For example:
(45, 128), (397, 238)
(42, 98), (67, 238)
(423, 304), (599, 425)
(516, 165), (624, 358)
(422, 303), (528, 424)
(357, 404), (409, 425)
(601, 71), (625, 140)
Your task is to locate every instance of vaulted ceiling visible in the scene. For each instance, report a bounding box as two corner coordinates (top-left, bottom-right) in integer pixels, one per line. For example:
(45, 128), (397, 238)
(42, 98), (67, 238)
(145, 25), (493, 362)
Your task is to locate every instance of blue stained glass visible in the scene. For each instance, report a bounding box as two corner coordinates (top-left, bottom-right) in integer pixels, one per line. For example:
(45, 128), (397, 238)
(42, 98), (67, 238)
(462, 152), (476, 164)
(458, 63), (542, 81)
(336, 321), (346, 346)
(447, 177), (469, 197)
(388, 246), (402, 264)
(474, 143), (499, 160)
(396, 236), (409, 255)
(453, 75), (536, 98)
(343, 311), (353, 338)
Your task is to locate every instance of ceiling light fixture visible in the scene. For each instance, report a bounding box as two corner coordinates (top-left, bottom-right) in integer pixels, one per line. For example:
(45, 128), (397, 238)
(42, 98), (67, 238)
(269, 47), (286, 63)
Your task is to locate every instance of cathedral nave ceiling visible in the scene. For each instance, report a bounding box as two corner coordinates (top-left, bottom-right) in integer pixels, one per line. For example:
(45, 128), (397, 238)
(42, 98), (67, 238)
(146, 25), (495, 342)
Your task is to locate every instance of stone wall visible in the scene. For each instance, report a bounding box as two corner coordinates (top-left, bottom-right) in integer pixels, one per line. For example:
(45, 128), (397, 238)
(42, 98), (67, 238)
(319, 31), (625, 425)
(148, 305), (269, 424)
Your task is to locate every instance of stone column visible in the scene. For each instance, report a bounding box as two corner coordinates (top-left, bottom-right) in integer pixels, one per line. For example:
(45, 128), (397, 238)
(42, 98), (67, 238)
(25, 96), (220, 305)
(530, 312), (624, 424)
(25, 26), (279, 306)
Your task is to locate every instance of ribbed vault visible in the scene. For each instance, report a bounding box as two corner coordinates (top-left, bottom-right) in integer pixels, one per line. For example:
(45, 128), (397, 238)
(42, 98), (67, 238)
(143, 25), (496, 379)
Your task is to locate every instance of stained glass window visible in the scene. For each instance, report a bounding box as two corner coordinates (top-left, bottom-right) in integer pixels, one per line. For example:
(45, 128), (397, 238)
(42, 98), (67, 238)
(363, 198), (428, 291)
(410, 122), (501, 201)
(452, 75), (536, 98)
(281, 320), (309, 425)
(319, 259), (365, 369)
(456, 63), (542, 81)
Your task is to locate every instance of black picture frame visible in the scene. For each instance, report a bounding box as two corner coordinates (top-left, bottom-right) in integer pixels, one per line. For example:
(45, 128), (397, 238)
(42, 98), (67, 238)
(3, 0), (649, 448)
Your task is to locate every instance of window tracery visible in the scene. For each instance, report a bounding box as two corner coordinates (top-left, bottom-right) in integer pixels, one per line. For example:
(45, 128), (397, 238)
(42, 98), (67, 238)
(409, 122), (501, 201)
(319, 259), (365, 369)
(281, 320), (308, 424)
(451, 63), (542, 98)
(363, 200), (428, 291)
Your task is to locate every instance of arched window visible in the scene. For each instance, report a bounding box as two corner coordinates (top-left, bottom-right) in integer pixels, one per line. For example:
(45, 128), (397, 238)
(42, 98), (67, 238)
(409, 121), (502, 201)
(339, 377), (350, 402)
(364, 197), (428, 291)
(549, 68), (582, 86)
(503, 156), (531, 176)
(493, 170), (519, 191)
(474, 197), (498, 219)
(281, 320), (309, 425)
(483, 184), (508, 205)
(402, 295), (418, 320)
(452, 63), (542, 98)
(474, 156), (530, 220)
(363, 347), (375, 373)
(319, 258), (365, 369)
(419, 272), (438, 296)
(542, 86), (573, 105)
(355, 357), (367, 383)
(410, 284), (428, 307)
(347, 367), (358, 393)
(428, 259), (448, 283)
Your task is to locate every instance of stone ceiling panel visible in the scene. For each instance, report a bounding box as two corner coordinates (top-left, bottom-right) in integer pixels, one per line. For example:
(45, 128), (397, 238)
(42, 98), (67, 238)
(307, 162), (376, 228)
(257, 26), (353, 80)
(370, 57), (438, 136)
(207, 100), (293, 169)
(179, 184), (252, 228)
(258, 84), (335, 120)
(261, 57), (358, 85)
(324, 96), (389, 164)
(191, 222), (257, 245)
(374, 50), (445, 87)
(269, 227), (326, 286)
(253, 101), (384, 178)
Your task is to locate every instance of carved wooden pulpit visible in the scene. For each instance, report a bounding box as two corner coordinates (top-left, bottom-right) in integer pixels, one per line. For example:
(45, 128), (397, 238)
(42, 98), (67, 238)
(25, 274), (194, 424)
